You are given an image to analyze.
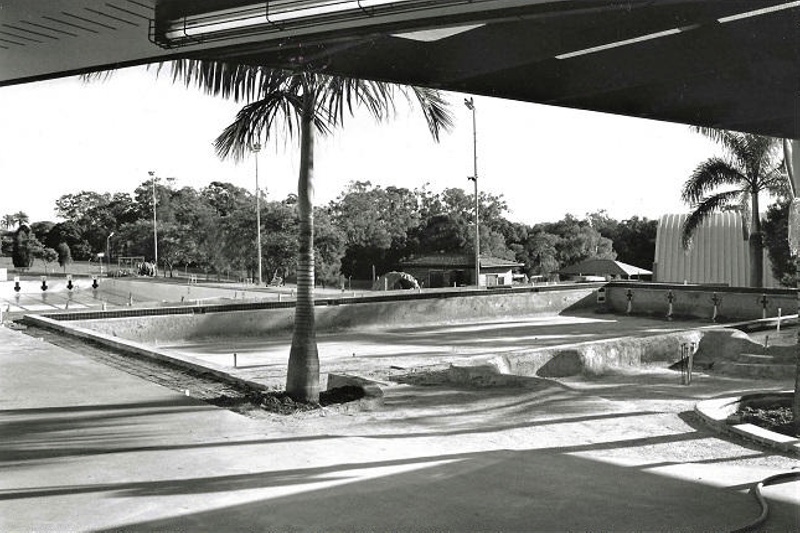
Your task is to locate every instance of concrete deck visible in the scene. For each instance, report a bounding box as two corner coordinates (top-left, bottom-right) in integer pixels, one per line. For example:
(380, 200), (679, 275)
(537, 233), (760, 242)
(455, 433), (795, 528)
(2, 323), (799, 532)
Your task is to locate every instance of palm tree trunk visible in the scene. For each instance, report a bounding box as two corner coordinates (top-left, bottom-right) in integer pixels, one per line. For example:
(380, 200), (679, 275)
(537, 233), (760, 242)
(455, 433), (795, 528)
(794, 342), (800, 421)
(749, 192), (763, 288)
(286, 95), (320, 403)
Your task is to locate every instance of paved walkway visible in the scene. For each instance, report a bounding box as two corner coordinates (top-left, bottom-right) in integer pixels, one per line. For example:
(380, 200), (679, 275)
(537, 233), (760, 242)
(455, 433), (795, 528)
(1, 325), (798, 532)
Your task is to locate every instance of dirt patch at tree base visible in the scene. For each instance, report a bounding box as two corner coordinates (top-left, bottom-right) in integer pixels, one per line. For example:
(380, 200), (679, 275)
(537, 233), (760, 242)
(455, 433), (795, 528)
(737, 405), (800, 438)
(209, 386), (366, 415)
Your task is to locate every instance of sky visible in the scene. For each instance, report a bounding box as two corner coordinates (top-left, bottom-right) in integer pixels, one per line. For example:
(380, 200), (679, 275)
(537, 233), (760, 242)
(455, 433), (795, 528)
(0, 65), (722, 226)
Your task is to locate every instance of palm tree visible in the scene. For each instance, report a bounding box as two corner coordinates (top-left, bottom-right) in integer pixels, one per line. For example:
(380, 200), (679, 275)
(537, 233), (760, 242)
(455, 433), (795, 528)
(169, 61), (452, 401)
(681, 129), (786, 288)
(12, 211), (28, 228)
(1, 214), (15, 230)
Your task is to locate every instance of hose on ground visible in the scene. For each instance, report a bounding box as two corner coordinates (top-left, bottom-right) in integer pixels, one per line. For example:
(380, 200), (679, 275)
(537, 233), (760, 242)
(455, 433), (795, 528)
(730, 470), (800, 533)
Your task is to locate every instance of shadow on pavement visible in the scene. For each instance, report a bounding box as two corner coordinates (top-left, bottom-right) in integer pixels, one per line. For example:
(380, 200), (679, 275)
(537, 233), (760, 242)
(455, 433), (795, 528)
(84, 446), (795, 532)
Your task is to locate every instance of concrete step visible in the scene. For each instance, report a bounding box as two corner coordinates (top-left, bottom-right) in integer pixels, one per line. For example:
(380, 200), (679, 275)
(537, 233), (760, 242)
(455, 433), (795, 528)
(713, 361), (796, 380)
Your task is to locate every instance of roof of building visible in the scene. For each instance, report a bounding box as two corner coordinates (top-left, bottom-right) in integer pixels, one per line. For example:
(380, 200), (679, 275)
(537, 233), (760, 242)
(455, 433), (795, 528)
(400, 254), (523, 269)
(559, 258), (652, 277)
(654, 212), (778, 287)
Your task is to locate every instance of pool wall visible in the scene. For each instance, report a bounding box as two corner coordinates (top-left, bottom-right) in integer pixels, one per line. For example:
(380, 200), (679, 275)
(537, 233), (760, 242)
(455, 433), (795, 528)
(603, 283), (797, 321)
(56, 285), (599, 343)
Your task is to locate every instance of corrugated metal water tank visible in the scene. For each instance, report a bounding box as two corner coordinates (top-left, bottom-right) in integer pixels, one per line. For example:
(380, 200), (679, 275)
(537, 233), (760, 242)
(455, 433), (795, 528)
(654, 213), (778, 287)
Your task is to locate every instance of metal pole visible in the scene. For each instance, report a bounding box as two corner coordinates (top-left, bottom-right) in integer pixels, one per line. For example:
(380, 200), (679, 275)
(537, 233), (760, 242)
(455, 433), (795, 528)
(106, 231), (114, 275)
(465, 97), (480, 287)
(149, 171), (158, 273)
(253, 144), (263, 286)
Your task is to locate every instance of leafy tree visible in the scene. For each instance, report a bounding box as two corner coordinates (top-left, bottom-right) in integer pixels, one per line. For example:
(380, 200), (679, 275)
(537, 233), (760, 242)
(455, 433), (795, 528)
(587, 210), (657, 269)
(524, 230), (560, 277)
(33, 246), (58, 272)
(215, 207), (260, 280)
(170, 60), (452, 402)
(12, 225), (36, 270)
(162, 186), (215, 276)
(133, 178), (176, 223)
(201, 181), (251, 217)
(313, 207), (346, 287)
(55, 191), (135, 253)
(412, 214), (468, 255)
(681, 129), (786, 287)
(261, 202), (299, 282)
(612, 217), (657, 270)
(410, 187), (512, 260)
(538, 214), (616, 269)
(332, 181), (421, 278)
(1, 234), (12, 256)
(30, 221), (55, 244)
(44, 221), (81, 248)
(762, 199), (795, 287)
(56, 242), (73, 271)
(56, 191), (108, 222)
(158, 222), (197, 277)
(115, 220), (157, 266)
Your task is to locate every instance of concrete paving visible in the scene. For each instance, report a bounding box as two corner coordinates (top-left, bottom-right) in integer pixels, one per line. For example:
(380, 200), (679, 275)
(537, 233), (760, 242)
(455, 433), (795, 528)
(1, 324), (799, 532)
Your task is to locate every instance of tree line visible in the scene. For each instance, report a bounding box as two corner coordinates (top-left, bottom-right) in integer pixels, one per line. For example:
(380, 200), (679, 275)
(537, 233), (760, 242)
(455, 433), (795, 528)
(1, 179), (658, 282)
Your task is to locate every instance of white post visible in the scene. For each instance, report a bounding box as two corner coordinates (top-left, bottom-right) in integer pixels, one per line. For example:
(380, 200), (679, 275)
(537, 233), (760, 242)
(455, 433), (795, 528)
(465, 97), (480, 287)
(149, 171), (158, 272)
(253, 143), (263, 286)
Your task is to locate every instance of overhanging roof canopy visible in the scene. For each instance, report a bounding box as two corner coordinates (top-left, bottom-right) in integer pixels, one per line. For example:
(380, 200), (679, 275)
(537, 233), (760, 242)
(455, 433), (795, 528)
(2, 1), (798, 138)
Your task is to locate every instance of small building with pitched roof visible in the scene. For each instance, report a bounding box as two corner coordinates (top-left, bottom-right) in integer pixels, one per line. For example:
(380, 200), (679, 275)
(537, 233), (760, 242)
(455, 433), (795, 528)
(559, 258), (652, 281)
(400, 253), (523, 288)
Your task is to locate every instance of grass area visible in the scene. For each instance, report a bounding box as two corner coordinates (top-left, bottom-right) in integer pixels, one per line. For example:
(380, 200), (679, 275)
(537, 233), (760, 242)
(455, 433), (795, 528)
(0, 256), (241, 283)
(0, 256), (100, 278)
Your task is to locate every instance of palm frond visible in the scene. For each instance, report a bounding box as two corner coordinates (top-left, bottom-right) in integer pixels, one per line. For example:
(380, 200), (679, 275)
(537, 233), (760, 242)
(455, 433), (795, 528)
(318, 76), (395, 132)
(159, 59), (268, 104)
(407, 85), (454, 142)
(681, 158), (746, 205)
(79, 70), (115, 83)
(681, 190), (741, 249)
(153, 62), (452, 160)
(741, 134), (780, 182)
(691, 127), (749, 166)
(214, 89), (308, 161)
(759, 161), (790, 197)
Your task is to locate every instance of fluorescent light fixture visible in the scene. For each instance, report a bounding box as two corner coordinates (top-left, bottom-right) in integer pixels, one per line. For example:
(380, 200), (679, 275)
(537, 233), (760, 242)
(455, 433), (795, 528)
(717, 0), (800, 23)
(555, 25), (699, 60)
(554, 0), (800, 60)
(163, 0), (429, 42)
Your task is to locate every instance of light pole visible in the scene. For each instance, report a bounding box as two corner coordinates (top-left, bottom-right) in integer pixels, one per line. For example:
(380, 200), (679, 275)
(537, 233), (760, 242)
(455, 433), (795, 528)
(253, 143), (263, 286)
(149, 170), (158, 274)
(465, 97), (480, 287)
(106, 231), (115, 274)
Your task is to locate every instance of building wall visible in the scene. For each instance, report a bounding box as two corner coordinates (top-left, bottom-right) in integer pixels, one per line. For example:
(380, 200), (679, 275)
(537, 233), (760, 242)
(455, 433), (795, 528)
(480, 268), (514, 287)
